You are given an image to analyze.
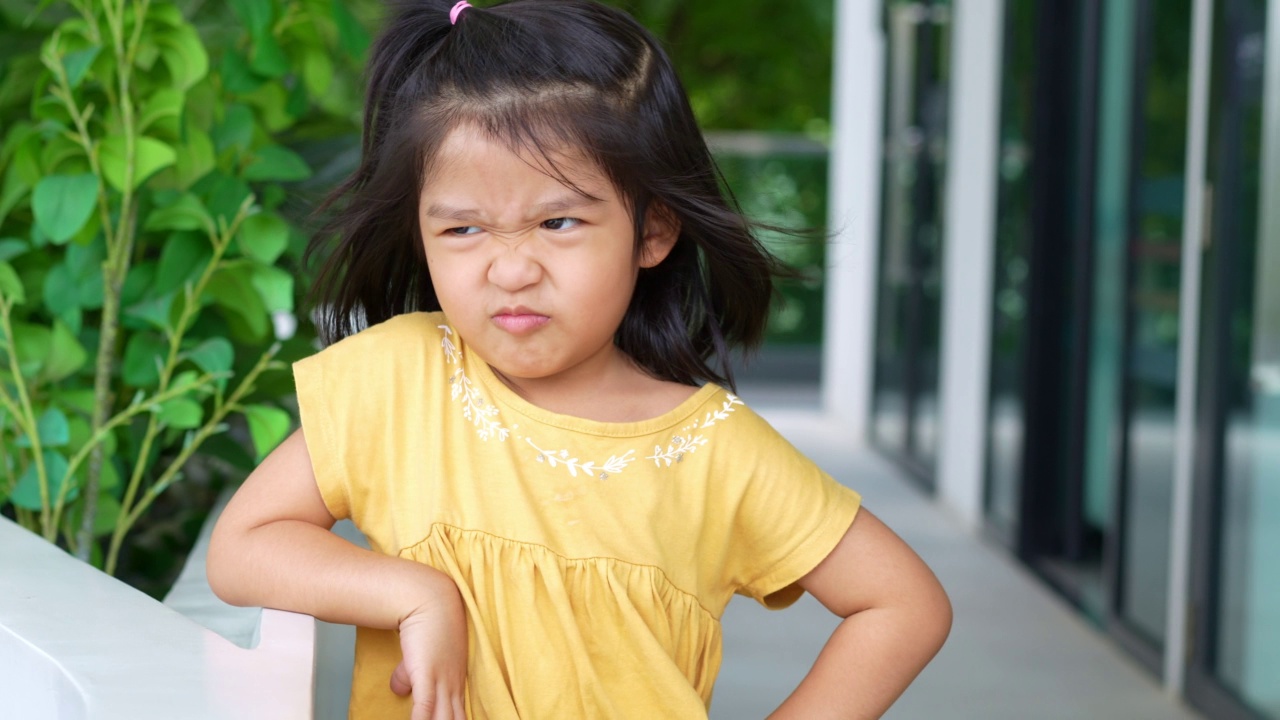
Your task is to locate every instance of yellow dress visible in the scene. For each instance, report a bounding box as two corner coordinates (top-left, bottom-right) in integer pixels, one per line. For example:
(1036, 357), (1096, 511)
(293, 312), (861, 719)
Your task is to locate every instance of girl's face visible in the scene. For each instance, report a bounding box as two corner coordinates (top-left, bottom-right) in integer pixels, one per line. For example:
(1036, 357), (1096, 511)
(419, 124), (677, 393)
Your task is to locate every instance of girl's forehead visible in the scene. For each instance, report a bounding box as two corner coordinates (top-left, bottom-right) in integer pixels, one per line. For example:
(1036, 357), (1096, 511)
(429, 123), (605, 185)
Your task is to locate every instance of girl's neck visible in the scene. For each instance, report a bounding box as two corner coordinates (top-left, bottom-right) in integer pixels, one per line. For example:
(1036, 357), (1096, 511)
(487, 353), (699, 423)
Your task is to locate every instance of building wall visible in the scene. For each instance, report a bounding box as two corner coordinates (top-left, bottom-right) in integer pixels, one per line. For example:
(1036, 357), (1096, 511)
(835, 1), (1280, 717)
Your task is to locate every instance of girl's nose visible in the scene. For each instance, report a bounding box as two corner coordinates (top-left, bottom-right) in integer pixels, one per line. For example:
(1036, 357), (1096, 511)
(486, 245), (543, 291)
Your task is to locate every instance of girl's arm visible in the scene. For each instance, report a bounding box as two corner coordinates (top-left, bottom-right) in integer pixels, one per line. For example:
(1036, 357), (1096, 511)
(768, 508), (952, 720)
(206, 428), (467, 720)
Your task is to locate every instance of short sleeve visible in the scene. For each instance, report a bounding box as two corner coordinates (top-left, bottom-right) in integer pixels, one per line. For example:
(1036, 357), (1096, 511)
(722, 413), (862, 609)
(293, 351), (351, 521)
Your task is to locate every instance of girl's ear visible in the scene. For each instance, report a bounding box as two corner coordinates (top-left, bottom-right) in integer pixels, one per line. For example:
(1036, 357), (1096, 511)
(639, 205), (680, 268)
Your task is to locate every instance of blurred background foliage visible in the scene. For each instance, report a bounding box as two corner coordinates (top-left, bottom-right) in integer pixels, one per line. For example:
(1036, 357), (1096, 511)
(0, 0), (833, 596)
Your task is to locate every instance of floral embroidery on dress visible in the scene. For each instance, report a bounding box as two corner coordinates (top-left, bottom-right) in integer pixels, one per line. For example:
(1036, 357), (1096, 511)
(646, 394), (742, 467)
(527, 439), (635, 480)
(440, 325), (509, 442)
(438, 322), (744, 471)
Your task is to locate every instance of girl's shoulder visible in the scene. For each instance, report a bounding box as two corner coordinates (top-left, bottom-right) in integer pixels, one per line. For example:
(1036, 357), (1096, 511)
(293, 311), (454, 389)
(322, 311), (448, 353)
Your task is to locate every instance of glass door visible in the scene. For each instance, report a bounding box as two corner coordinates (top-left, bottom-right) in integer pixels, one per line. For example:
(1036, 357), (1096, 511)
(1188, 0), (1280, 717)
(871, 0), (950, 486)
(989, 0), (1194, 673)
(1110, 0), (1194, 665)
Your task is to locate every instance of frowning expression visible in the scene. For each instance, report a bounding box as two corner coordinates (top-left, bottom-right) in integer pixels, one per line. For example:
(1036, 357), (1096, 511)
(419, 124), (676, 391)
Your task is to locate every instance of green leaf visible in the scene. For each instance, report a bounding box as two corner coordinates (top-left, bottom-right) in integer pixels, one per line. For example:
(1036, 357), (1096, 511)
(154, 232), (212, 295)
(45, 320), (87, 382)
(99, 136), (178, 192)
(236, 212), (289, 264)
(0, 238), (29, 261)
(100, 456), (120, 491)
(251, 265), (294, 312)
(332, 0), (371, 58)
(15, 406), (70, 448)
(11, 450), (72, 510)
(243, 404), (290, 460)
(32, 174), (98, 244)
(121, 261), (156, 306)
(58, 388), (97, 416)
(243, 145), (311, 183)
(302, 50), (333, 97)
(43, 263), (78, 315)
(92, 493), (122, 536)
(156, 25), (209, 91)
(186, 337), (234, 374)
(249, 31), (289, 79)
(66, 241), (105, 310)
(173, 126), (216, 189)
(218, 50), (262, 95)
(10, 322), (51, 377)
(124, 292), (177, 331)
(206, 265), (269, 339)
(38, 407), (70, 446)
(244, 83), (291, 133)
(0, 167), (29, 229)
(196, 173), (254, 226)
(139, 89), (185, 134)
(0, 261), (25, 304)
(16, 407), (70, 448)
(145, 193), (212, 232)
(286, 80), (308, 119)
(148, 3), (185, 26)
(229, 0), (273, 37)
(169, 371), (203, 400)
(201, 433), (256, 471)
(212, 104), (254, 154)
(62, 46), (101, 88)
(123, 332), (167, 388)
(158, 397), (202, 429)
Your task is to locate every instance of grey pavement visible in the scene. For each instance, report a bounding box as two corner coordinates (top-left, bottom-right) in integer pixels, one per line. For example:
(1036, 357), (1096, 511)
(710, 402), (1204, 720)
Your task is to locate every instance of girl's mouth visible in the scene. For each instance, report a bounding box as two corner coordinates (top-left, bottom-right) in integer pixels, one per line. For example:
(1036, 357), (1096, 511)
(492, 309), (549, 334)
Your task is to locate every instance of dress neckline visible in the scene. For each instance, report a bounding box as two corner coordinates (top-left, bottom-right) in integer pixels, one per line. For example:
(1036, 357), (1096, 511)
(459, 334), (723, 438)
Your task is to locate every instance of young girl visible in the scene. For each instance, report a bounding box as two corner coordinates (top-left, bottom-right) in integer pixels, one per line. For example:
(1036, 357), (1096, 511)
(207, 1), (951, 718)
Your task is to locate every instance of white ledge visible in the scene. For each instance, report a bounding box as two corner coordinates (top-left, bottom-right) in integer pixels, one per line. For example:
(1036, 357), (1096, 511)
(0, 515), (316, 719)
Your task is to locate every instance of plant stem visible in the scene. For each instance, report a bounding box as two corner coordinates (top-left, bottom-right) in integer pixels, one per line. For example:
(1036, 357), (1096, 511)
(76, 0), (144, 560)
(105, 345), (279, 575)
(113, 198), (248, 568)
(48, 371), (223, 534)
(0, 298), (51, 539)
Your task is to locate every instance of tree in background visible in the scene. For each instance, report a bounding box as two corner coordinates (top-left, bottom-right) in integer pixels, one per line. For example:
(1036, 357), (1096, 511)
(608, 0), (834, 135)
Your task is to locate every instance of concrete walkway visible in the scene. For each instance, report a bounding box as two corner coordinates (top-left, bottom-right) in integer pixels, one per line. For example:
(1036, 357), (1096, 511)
(710, 406), (1204, 720)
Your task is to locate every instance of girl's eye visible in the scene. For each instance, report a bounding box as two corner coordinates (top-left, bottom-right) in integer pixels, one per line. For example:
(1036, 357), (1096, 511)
(446, 226), (482, 236)
(542, 217), (581, 231)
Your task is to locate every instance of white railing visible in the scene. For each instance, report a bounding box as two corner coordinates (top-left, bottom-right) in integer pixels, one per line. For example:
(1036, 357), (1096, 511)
(0, 502), (318, 719)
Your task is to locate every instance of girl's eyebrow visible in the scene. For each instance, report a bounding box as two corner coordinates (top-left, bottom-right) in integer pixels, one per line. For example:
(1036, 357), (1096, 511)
(424, 195), (603, 222)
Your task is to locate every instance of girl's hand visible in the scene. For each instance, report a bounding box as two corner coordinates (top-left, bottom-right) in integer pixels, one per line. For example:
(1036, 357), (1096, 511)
(390, 587), (469, 720)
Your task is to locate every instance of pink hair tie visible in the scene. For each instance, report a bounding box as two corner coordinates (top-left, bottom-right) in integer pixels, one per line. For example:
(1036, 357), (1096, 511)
(450, 1), (471, 25)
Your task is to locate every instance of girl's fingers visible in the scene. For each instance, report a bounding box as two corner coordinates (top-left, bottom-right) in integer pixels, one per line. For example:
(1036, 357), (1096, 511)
(390, 666), (462, 720)
(389, 661), (412, 696)
(429, 681), (465, 720)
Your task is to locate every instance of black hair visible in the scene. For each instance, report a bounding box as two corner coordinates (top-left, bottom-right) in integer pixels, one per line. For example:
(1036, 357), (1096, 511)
(307, 0), (790, 390)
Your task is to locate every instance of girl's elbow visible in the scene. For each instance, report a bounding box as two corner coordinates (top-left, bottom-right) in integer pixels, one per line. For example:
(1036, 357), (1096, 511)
(205, 521), (251, 607)
(920, 578), (953, 655)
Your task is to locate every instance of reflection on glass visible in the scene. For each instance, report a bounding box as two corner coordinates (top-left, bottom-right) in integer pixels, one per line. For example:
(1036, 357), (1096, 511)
(1213, 0), (1280, 714)
(1117, 0), (1193, 648)
(871, 0), (950, 477)
(1078, 0), (1139, 623)
(984, 0), (1035, 535)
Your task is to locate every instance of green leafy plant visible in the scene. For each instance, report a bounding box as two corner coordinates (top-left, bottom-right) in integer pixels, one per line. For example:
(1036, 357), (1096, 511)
(0, 0), (370, 581)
